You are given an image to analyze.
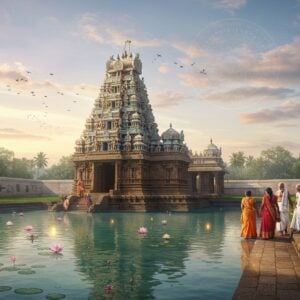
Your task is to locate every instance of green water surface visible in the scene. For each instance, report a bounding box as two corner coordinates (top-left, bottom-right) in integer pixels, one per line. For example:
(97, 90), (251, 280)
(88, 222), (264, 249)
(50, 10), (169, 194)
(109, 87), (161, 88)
(0, 209), (244, 299)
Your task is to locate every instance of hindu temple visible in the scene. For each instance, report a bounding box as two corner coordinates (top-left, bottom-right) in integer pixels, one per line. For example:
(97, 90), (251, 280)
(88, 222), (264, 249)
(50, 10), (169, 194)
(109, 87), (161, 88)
(73, 42), (225, 211)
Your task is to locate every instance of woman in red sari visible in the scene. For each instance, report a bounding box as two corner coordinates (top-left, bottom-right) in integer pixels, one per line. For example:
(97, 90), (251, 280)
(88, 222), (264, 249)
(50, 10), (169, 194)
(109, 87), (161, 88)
(260, 187), (279, 239)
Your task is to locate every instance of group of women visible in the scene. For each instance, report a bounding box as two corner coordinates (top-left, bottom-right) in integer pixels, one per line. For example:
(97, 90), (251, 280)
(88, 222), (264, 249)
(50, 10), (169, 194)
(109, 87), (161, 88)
(240, 183), (300, 240)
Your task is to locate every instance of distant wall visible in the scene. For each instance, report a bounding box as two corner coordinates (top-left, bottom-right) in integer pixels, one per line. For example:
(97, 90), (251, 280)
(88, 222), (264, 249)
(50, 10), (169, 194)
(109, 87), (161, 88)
(224, 179), (300, 196)
(0, 177), (73, 197)
(1, 177), (300, 198)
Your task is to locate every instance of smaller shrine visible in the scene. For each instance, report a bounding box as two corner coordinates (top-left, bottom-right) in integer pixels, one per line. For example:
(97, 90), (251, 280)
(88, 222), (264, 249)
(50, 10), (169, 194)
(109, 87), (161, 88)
(188, 139), (225, 196)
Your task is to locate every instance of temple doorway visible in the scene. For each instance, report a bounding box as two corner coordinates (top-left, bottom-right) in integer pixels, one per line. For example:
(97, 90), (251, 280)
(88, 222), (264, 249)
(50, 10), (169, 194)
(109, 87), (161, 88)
(94, 163), (115, 192)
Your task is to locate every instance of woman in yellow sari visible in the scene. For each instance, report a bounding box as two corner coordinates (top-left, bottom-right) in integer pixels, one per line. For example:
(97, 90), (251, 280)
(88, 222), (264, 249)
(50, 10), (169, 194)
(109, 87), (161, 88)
(241, 190), (257, 239)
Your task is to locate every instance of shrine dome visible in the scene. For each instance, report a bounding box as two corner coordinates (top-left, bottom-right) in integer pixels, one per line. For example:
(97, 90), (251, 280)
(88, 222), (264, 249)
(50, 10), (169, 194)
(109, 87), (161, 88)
(161, 124), (180, 141)
(204, 139), (221, 157)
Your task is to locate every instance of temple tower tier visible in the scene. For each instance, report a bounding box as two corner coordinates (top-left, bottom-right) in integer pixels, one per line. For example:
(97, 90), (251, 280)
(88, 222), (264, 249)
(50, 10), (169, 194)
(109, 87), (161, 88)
(73, 44), (225, 211)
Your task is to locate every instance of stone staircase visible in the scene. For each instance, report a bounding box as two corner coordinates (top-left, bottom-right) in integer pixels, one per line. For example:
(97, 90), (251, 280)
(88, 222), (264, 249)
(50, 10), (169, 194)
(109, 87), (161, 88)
(68, 193), (109, 212)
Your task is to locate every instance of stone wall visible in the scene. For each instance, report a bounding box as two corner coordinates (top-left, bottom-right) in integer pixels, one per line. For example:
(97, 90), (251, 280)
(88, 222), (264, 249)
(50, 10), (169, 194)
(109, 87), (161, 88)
(0, 177), (73, 197)
(1, 177), (300, 198)
(224, 179), (300, 196)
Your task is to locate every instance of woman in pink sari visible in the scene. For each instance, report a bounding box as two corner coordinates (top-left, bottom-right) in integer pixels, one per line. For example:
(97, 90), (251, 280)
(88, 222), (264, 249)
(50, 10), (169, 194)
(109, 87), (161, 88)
(260, 187), (279, 239)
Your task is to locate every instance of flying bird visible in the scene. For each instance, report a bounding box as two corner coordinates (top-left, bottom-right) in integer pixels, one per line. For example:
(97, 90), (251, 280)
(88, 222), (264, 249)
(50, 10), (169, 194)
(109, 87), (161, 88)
(191, 62), (196, 66)
(200, 69), (207, 75)
(49, 73), (54, 76)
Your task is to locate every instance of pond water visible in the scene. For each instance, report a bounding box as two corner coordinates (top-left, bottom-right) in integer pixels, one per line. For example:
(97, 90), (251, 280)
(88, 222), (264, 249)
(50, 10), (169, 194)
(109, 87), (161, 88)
(0, 208), (246, 299)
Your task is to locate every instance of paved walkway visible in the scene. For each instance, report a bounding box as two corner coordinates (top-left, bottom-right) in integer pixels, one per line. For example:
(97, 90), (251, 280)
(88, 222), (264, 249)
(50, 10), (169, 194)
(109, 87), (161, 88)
(233, 234), (300, 300)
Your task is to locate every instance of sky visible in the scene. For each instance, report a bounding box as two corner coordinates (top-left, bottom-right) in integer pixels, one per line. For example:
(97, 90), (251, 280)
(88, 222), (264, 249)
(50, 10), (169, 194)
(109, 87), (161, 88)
(0, 0), (300, 165)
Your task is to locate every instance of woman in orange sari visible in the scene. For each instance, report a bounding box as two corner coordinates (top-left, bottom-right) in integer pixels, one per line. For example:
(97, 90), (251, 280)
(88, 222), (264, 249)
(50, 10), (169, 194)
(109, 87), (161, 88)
(260, 187), (279, 239)
(241, 190), (257, 239)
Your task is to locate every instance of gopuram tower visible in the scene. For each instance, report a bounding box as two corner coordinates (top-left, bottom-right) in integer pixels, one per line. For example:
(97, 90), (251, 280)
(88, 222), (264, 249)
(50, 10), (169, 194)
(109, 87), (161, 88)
(73, 42), (194, 211)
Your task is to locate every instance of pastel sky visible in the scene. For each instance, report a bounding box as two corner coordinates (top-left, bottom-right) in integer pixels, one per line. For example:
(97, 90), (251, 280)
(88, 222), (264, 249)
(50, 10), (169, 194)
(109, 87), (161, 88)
(1, 0), (300, 165)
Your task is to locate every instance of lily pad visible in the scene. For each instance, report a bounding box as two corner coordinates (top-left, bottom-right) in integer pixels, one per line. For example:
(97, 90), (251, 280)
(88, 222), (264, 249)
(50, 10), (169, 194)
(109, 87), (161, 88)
(0, 266), (20, 272)
(14, 287), (43, 295)
(31, 264), (46, 268)
(0, 286), (12, 292)
(46, 293), (66, 299)
(15, 263), (26, 267)
(18, 269), (36, 275)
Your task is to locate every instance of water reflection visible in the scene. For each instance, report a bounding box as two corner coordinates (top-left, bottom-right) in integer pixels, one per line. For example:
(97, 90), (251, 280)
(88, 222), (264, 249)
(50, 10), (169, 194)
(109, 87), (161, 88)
(0, 209), (242, 300)
(68, 210), (230, 299)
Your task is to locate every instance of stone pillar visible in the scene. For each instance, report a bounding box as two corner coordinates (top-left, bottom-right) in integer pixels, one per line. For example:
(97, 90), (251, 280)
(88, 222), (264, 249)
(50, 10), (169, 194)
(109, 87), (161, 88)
(197, 173), (201, 193)
(214, 172), (220, 195)
(114, 160), (121, 191)
(90, 162), (95, 192)
(213, 173), (217, 194)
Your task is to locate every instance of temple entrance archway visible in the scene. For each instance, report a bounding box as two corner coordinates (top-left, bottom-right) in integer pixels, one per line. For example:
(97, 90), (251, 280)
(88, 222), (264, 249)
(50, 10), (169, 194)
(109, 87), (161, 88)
(94, 162), (115, 193)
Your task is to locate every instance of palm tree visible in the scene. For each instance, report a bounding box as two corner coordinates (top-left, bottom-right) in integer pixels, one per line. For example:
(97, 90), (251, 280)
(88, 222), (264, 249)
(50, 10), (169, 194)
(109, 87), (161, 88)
(33, 152), (48, 179)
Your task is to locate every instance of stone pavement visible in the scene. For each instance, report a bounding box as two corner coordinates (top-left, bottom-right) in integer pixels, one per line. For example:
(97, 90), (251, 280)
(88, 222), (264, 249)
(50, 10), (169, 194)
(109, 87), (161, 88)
(233, 234), (300, 300)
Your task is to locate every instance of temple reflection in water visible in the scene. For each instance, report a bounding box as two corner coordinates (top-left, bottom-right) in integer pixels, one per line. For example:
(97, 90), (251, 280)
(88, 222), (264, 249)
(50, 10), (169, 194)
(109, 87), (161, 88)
(73, 42), (225, 211)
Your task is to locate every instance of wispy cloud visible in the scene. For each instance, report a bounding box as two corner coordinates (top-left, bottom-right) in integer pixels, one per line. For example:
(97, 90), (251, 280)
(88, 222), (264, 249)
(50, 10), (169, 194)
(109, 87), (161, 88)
(158, 63), (170, 74)
(150, 91), (187, 108)
(79, 13), (163, 48)
(210, 0), (247, 11)
(203, 87), (297, 102)
(180, 38), (300, 88)
(0, 128), (50, 140)
(239, 100), (300, 124)
(171, 41), (206, 58)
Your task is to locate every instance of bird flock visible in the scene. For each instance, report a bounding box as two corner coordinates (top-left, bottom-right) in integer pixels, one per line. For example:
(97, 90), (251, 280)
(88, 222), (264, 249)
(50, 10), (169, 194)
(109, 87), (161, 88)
(152, 53), (207, 75)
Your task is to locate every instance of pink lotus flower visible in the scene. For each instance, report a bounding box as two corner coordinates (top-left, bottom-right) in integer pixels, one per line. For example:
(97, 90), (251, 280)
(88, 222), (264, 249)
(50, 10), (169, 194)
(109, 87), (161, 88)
(24, 225), (33, 232)
(138, 227), (148, 235)
(105, 284), (113, 293)
(50, 244), (63, 254)
(161, 220), (167, 225)
(10, 255), (16, 266)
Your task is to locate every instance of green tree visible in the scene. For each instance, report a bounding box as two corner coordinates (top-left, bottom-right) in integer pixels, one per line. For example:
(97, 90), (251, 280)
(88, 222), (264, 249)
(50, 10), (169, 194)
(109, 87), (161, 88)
(260, 146), (295, 179)
(0, 147), (14, 176)
(10, 158), (34, 179)
(33, 152), (48, 179)
(229, 152), (246, 168)
(41, 155), (74, 179)
(292, 160), (300, 178)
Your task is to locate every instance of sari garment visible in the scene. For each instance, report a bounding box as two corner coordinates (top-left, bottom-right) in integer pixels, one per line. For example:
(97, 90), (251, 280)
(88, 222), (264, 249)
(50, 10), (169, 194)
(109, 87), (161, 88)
(260, 195), (277, 239)
(240, 197), (257, 238)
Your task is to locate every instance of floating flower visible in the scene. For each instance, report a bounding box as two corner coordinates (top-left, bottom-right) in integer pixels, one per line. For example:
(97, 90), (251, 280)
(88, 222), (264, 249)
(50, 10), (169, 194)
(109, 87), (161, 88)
(104, 284), (113, 293)
(138, 227), (148, 235)
(10, 255), (16, 266)
(19, 212), (24, 216)
(161, 220), (167, 225)
(24, 225), (33, 232)
(162, 233), (170, 240)
(150, 217), (154, 221)
(6, 221), (13, 226)
(56, 217), (63, 222)
(50, 244), (63, 254)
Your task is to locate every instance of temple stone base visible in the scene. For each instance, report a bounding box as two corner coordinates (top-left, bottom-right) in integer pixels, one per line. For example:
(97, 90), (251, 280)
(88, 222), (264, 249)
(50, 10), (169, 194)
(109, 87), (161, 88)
(90, 194), (210, 212)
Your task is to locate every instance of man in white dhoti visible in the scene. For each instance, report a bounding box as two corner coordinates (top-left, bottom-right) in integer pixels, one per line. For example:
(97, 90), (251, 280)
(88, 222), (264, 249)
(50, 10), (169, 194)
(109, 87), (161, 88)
(290, 184), (300, 234)
(275, 182), (292, 236)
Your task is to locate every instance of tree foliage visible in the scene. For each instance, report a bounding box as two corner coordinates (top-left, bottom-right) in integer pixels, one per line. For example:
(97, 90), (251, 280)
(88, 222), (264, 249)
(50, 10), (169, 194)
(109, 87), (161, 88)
(40, 156), (74, 179)
(226, 147), (299, 179)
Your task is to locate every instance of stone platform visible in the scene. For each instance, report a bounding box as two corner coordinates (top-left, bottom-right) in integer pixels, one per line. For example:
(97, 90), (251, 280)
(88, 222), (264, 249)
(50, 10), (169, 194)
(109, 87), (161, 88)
(233, 233), (300, 300)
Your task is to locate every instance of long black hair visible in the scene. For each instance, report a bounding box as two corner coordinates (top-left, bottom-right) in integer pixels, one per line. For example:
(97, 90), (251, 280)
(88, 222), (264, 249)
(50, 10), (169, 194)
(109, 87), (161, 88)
(265, 187), (273, 199)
